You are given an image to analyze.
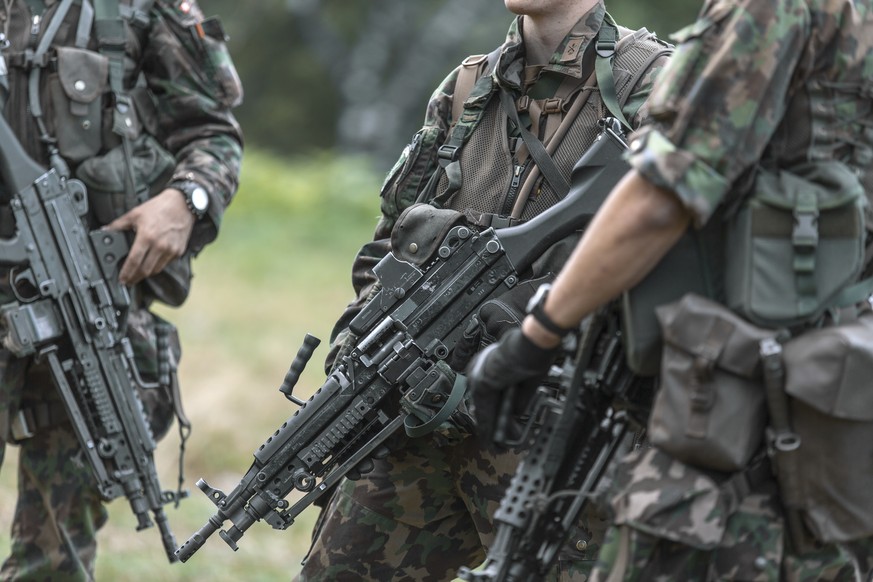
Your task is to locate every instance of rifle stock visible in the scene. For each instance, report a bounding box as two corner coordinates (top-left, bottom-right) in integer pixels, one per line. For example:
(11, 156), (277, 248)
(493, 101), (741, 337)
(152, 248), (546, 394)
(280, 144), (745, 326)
(0, 114), (182, 562)
(176, 119), (632, 563)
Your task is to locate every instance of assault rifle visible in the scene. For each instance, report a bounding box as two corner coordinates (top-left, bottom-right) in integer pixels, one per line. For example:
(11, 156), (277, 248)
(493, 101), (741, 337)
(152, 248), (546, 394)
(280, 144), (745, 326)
(0, 115), (182, 562)
(175, 119), (632, 562)
(458, 307), (654, 582)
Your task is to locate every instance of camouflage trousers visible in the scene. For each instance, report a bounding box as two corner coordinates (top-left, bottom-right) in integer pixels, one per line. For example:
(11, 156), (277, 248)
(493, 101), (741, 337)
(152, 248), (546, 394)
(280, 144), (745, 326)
(587, 447), (871, 581)
(0, 308), (178, 581)
(297, 430), (604, 582)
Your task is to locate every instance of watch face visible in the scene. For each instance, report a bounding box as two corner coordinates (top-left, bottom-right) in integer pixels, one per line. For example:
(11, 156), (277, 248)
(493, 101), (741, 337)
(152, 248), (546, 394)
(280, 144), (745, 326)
(190, 186), (209, 212)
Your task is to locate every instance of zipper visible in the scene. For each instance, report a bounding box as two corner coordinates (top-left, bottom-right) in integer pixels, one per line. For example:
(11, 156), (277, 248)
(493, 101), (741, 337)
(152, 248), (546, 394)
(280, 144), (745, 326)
(500, 161), (527, 216)
(29, 13), (41, 48)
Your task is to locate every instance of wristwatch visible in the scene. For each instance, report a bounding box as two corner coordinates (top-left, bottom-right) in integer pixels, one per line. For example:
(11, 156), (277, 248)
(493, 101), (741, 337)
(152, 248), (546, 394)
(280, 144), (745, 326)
(525, 283), (575, 338)
(171, 179), (210, 219)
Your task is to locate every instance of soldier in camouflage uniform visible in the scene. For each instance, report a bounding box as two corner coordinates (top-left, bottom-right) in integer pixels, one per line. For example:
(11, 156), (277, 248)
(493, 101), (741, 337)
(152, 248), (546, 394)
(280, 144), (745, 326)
(297, 1), (672, 580)
(468, 0), (873, 579)
(0, 0), (243, 579)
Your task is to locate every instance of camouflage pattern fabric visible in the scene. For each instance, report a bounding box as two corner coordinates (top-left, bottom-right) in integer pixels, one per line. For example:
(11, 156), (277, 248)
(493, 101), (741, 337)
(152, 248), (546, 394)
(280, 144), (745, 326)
(0, 0), (242, 577)
(585, 0), (873, 579)
(587, 449), (863, 581)
(626, 0), (873, 228)
(298, 432), (606, 582)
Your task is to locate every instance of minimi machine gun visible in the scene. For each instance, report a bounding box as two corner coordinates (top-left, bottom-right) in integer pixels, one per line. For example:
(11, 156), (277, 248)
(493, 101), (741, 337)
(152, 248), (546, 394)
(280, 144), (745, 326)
(0, 115), (182, 562)
(458, 307), (654, 582)
(176, 119), (633, 562)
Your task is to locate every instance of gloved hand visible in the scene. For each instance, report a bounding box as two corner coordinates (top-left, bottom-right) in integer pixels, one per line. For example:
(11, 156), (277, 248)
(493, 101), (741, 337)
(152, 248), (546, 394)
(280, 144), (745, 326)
(448, 275), (554, 372)
(466, 327), (558, 443)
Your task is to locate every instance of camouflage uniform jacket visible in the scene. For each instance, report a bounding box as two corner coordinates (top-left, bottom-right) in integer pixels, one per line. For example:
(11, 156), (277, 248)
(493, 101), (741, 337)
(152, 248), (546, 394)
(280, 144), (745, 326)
(627, 0), (873, 247)
(0, 0), (243, 253)
(327, 2), (669, 369)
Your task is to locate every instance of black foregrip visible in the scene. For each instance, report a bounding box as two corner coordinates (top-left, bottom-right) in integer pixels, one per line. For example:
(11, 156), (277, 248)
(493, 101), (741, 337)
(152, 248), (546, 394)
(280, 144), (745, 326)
(279, 333), (321, 399)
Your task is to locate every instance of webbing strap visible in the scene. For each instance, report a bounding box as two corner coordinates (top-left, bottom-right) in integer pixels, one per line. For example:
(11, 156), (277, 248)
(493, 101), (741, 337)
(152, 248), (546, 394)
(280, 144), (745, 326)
(76, 0), (95, 48)
(499, 87), (570, 198)
(793, 190), (819, 315)
(403, 374), (468, 438)
(594, 17), (632, 131)
(94, 0), (140, 201)
(27, 0), (76, 176)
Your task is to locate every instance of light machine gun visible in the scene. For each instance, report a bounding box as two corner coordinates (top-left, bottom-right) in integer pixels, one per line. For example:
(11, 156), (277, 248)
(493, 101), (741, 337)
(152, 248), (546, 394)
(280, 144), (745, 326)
(458, 307), (654, 582)
(0, 114), (182, 562)
(176, 119), (632, 562)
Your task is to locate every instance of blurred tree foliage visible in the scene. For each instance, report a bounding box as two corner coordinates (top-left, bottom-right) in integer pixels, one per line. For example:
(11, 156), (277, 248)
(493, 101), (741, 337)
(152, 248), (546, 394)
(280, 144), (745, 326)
(202, 0), (700, 166)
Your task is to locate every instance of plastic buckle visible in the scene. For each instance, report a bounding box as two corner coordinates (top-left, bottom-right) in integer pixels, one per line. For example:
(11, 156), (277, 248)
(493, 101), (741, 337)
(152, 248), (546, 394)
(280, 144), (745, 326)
(792, 211), (819, 248)
(437, 144), (460, 162)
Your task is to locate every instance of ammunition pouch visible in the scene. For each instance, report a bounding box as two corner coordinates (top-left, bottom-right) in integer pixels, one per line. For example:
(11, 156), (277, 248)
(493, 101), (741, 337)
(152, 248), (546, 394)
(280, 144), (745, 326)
(726, 160), (867, 328)
(48, 47), (110, 163)
(776, 309), (873, 544)
(648, 293), (772, 473)
(75, 133), (192, 307)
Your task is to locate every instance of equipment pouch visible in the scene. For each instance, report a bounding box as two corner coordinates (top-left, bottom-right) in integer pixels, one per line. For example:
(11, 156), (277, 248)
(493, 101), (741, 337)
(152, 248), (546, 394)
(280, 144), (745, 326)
(726, 160), (866, 327)
(75, 134), (192, 307)
(48, 47), (109, 163)
(648, 293), (772, 473)
(780, 310), (873, 542)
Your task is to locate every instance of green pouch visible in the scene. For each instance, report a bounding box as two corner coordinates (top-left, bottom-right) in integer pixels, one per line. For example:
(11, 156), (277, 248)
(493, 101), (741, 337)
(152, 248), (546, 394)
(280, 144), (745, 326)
(648, 293), (772, 473)
(781, 310), (873, 542)
(726, 160), (867, 327)
(75, 133), (176, 225)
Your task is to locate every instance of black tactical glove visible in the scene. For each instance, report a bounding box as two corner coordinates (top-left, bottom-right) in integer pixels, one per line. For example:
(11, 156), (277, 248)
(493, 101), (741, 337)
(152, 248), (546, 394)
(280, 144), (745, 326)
(466, 327), (559, 444)
(448, 275), (554, 372)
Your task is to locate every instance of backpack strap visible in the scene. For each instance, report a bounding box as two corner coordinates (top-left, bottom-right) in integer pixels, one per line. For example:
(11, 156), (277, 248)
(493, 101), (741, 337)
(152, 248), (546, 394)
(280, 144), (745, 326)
(451, 48), (500, 125)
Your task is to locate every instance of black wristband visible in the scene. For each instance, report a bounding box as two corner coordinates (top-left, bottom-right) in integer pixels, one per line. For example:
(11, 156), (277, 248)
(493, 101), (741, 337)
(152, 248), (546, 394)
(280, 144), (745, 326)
(526, 283), (574, 338)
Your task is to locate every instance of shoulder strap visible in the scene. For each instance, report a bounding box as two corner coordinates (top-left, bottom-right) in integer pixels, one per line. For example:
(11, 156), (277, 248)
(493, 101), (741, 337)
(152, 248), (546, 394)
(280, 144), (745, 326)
(596, 17), (673, 131)
(451, 48), (500, 125)
(28, 0), (77, 176)
(94, 0), (141, 201)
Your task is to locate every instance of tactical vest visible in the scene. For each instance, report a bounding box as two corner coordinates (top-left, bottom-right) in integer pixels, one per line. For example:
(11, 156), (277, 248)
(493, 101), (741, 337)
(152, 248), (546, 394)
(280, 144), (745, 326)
(1, 0), (158, 169)
(430, 25), (670, 224)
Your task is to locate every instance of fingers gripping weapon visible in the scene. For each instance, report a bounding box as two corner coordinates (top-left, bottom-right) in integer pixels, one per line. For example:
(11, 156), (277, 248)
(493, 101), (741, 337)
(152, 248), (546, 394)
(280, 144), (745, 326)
(0, 116), (183, 561)
(176, 119), (633, 562)
(459, 309), (654, 582)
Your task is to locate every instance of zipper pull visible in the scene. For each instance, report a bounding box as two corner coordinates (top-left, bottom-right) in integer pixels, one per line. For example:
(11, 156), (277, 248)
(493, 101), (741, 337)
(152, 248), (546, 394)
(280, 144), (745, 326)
(510, 164), (523, 190)
(31, 14), (42, 41)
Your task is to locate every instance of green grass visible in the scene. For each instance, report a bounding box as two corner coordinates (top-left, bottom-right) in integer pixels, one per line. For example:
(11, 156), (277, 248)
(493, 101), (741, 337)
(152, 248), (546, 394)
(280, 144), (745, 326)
(0, 148), (384, 580)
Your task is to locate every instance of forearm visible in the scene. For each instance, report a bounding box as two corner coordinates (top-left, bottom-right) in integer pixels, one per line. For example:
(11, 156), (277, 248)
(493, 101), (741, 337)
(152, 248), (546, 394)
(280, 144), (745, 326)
(523, 170), (691, 347)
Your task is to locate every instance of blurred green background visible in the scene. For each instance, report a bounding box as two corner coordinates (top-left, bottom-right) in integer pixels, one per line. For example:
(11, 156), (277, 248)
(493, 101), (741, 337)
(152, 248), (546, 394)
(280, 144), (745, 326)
(0, 0), (700, 579)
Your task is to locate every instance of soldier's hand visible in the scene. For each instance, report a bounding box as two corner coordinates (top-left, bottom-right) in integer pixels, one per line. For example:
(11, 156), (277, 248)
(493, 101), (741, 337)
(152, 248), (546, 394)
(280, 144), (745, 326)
(466, 327), (557, 442)
(448, 275), (554, 372)
(105, 188), (195, 285)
